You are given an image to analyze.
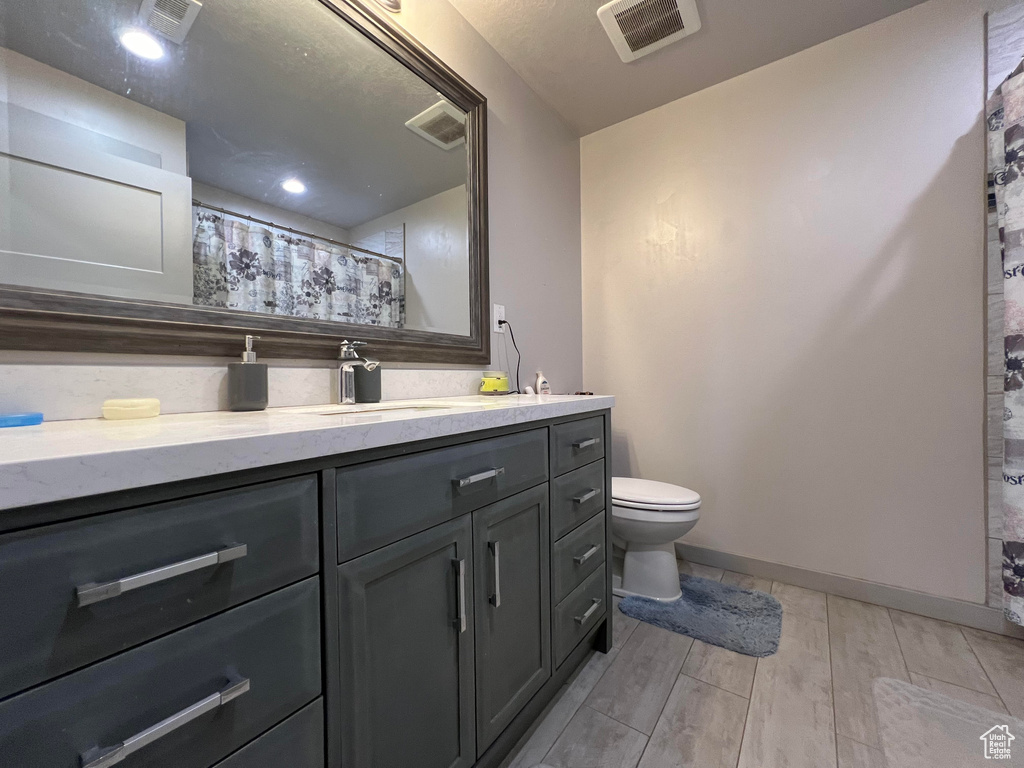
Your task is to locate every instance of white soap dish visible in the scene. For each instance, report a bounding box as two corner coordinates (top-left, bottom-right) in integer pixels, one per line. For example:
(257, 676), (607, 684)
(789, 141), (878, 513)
(102, 398), (161, 420)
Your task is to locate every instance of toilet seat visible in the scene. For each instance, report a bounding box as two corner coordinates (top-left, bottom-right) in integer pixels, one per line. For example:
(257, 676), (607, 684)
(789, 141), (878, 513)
(612, 505), (700, 523)
(612, 477), (701, 512)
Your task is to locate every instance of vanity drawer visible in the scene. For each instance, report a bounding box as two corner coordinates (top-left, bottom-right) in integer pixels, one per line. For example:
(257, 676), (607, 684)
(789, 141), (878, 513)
(213, 698), (323, 768)
(550, 416), (605, 476)
(550, 459), (605, 541)
(0, 577), (321, 768)
(553, 567), (607, 668)
(0, 475), (319, 701)
(337, 428), (548, 561)
(552, 512), (605, 604)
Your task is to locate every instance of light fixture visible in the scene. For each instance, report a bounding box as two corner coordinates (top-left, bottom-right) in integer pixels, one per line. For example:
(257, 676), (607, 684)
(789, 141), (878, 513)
(281, 178), (307, 194)
(375, 0), (401, 11)
(118, 28), (166, 60)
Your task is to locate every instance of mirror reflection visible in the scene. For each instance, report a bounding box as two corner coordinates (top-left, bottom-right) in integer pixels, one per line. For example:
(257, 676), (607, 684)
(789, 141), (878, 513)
(0, 0), (471, 335)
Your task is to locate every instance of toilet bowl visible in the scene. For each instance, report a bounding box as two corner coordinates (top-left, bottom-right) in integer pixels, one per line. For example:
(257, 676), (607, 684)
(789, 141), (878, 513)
(611, 477), (701, 601)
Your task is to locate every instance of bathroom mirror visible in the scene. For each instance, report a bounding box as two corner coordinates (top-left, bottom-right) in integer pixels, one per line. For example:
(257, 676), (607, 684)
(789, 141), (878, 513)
(0, 0), (488, 363)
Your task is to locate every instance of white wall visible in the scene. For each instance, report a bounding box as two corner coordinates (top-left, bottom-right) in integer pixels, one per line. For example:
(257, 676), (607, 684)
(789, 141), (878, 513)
(0, 0), (585, 418)
(392, 1), (583, 392)
(0, 47), (193, 303)
(191, 182), (352, 244)
(351, 185), (469, 336)
(582, 0), (990, 602)
(0, 47), (187, 174)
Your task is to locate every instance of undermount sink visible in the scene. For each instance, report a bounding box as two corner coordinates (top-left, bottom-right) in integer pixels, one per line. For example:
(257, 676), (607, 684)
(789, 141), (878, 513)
(313, 405), (456, 416)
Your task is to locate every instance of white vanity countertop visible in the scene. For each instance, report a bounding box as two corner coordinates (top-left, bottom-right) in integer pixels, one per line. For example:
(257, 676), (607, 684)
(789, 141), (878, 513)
(0, 394), (614, 511)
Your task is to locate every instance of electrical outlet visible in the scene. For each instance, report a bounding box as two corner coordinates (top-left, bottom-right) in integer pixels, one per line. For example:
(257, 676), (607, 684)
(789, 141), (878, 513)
(493, 303), (505, 333)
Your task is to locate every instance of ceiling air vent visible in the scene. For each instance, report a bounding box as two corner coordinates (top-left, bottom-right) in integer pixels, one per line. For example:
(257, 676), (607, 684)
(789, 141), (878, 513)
(405, 100), (467, 151)
(139, 0), (203, 45)
(597, 0), (701, 63)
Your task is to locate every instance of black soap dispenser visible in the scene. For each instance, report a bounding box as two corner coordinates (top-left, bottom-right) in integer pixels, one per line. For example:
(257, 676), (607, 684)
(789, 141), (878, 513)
(228, 335), (268, 411)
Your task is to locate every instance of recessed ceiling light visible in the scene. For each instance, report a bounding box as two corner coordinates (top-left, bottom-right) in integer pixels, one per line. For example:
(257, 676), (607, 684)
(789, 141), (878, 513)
(281, 178), (306, 194)
(119, 28), (165, 61)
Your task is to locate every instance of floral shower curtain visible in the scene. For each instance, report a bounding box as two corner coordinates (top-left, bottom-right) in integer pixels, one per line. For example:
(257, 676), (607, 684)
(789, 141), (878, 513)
(192, 206), (405, 328)
(990, 62), (1024, 625)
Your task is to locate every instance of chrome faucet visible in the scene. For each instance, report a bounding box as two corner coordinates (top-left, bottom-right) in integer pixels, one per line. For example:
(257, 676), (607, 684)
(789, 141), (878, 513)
(338, 340), (380, 404)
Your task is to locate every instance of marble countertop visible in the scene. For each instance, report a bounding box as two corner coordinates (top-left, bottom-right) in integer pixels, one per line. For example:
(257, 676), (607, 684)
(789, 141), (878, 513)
(0, 394), (614, 511)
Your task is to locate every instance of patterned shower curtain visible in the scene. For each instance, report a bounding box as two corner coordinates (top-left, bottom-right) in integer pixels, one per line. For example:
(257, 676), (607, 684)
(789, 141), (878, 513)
(990, 63), (1024, 625)
(191, 206), (405, 328)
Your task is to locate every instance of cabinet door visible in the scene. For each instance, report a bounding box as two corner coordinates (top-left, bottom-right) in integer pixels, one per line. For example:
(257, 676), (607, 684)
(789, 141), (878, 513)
(473, 485), (551, 754)
(337, 516), (475, 768)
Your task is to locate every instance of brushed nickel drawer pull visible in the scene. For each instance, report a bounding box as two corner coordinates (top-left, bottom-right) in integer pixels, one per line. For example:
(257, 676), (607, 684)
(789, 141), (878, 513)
(77, 544), (248, 607)
(574, 598), (602, 625)
(572, 437), (600, 450)
(453, 558), (467, 632)
(80, 676), (250, 768)
(573, 488), (599, 505)
(455, 466), (505, 489)
(489, 541), (501, 608)
(574, 545), (600, 566)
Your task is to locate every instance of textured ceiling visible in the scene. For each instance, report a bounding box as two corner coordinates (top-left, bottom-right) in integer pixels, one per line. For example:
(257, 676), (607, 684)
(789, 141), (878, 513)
(0, 0), (467, 230)
(446, 0), (929, 136)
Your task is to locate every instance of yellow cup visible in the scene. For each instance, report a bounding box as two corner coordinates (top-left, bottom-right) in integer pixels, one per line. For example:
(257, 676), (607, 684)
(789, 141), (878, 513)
(480, 371), (510, 395)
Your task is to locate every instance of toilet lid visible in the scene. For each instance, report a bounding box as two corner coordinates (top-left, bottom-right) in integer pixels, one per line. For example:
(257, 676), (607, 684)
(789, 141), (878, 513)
(612, 477), (701, 511)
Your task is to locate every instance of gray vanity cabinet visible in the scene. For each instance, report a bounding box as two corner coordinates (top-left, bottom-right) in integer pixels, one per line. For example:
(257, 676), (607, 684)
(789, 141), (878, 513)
(335, 429), (548, 562)
(0, 476), (319, 701)
(550, 417), (605, 476)
(332, 414), (610, 768)
(0, 408), (612, 768)
(0, 578), (321, 768)
(472, 485), (551, 754)
(212, 700), (324, 768)
(336, 515), (477, 768)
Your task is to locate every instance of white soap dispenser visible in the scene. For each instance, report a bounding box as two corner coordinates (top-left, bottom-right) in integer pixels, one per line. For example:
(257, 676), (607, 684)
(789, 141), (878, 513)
(534, 371), (551, 395)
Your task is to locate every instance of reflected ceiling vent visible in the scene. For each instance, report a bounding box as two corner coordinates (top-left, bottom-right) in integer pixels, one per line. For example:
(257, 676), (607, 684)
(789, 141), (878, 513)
(405, 100), (466, 150)
(597, 0), (701, 63)
(139, 0), (203, 45)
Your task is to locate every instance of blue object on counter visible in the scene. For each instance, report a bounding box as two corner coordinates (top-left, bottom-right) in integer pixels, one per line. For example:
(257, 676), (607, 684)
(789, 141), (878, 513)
(0, 412), (44, 428)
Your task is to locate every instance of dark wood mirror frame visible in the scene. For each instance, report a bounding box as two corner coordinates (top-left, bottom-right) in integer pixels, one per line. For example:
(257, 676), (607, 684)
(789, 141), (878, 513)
(0, 0), (489, 365)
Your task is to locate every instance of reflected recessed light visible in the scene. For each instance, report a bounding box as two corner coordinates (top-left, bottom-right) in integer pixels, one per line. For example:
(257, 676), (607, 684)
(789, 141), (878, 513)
(375, 0), (401, 11)
(281, 178), (306, 194)
(119, 28), (165, 60)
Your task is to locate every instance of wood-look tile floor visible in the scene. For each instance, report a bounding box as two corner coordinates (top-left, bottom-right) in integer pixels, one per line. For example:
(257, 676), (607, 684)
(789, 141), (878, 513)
(502, 561), (1024, 768)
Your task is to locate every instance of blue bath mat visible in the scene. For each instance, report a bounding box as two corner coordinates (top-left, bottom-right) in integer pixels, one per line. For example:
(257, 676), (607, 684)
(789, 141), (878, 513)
(618, 574), (782, 657)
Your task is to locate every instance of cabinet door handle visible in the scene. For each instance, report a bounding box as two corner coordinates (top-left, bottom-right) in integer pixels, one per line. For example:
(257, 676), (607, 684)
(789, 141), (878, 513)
(453, 558), (467, 633)
(573, 488), (599, 505)
(574, 598), (602, 625)
(455, 466), (505, 489)
(573, 545), (600, 566)
(76, 544), (248, 607)
(80, 676), (250, 768)
(489, 541), (501, 608)
(572, 437), (600, 450)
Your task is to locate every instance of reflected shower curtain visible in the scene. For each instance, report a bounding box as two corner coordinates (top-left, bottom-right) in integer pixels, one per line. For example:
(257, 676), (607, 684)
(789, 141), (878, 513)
(191, 206), (405, 328)
(990, 63), (1024, 625)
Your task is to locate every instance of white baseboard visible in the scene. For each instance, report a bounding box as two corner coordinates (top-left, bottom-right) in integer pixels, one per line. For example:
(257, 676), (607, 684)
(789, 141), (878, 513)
(675, 542), (1024, 640)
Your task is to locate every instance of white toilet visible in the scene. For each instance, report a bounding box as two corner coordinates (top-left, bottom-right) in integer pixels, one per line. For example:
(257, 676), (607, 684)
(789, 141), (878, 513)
(611, 477), (702, 601)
